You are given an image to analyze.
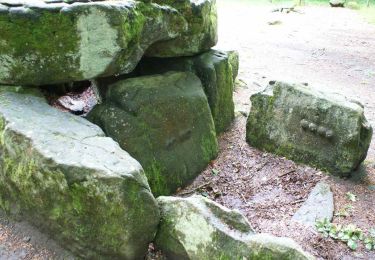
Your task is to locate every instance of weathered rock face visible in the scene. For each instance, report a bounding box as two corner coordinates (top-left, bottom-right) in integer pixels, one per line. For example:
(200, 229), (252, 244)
(138, 49), (237, 134)
(0, 87), (160, 259)
(226, 49), (240, 82)
(156, 195), (314, 260)
(145, 0), (218, 57)
(292, 181), (334, 227)
(246, 81), (372, 176)
(87, 72), (218, 196)
(0, 0), (186, 85)
(329, 0), (345, 7)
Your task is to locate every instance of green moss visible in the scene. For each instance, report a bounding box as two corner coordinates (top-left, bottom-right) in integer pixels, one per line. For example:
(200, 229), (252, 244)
(88, 72), (219, 197)
(0, 10), (80, 85)
(146, 159), (170, 196)
(0, 130), (151, 258)
(201, 133), (219, 163)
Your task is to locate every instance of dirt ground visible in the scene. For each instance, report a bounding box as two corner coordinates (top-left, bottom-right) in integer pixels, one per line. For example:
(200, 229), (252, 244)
(178, 2), (375, 259)
(1, 2), (375, 260)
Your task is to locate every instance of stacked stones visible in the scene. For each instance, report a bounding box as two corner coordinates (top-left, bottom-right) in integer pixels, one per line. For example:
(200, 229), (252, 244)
(0, 0), (239, 258)
(0, 1), (314, 259)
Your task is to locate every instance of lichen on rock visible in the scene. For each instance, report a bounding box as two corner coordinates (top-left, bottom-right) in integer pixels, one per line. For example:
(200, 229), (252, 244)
(145, 0), (218, 57)
(0, 87), (159, 259)
(0, 0), (186, 85)
(246, 81), (373, 176)
(137, 49), (237, 134)
(87, 72), (218, 196)
(156, 195), (314, 260)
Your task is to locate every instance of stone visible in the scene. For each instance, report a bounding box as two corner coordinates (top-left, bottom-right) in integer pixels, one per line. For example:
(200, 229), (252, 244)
(0, 87), (160, 259)
(0, 0), (186, 85)
(292, 181), (334, 227)
(329, 0), (345, 7)
(246, 81), (372, 176)
(145, 0), (218, 57)
(156, 195), (314, 260)
(87, 72), (218, 196)
(137, 49), (236, 134)
(225, 49), (240, 81)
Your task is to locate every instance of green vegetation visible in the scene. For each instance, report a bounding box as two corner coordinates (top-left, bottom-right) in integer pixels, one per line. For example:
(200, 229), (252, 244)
(346, 192), (357, 202)
(316, 191), (375, 251)
(316, 219), (375, 251)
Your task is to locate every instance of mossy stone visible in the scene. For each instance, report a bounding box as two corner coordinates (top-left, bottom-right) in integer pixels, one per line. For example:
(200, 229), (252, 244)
(0, 0), (186, 85)
(137, 49), (236, 134)
(87, 72), (218, 196)
(0, 87), (159, 259)
(156, 195), (314, 260)
(246, 81), (373, 176)
(145, 0), (218, 57)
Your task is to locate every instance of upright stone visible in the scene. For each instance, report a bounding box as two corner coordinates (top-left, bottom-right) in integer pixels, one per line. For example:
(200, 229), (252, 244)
(138, 49), (236, 134)
(88, 72), (218, 196)
(246, 81), (372, 176)
(156, 195), (314, 260)
(145, 0), (218, 57)
(0, 0), (186, 85)
(0, 87), (159, 259)
(292, 182), (334, 227)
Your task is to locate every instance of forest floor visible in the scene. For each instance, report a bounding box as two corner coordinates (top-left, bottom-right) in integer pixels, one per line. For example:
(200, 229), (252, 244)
(1, 2), (375, 260)
(178, 2), (375, 259)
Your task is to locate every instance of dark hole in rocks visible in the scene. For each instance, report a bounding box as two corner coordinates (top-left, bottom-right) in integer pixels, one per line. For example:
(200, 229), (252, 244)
(41, 80), (100, 117)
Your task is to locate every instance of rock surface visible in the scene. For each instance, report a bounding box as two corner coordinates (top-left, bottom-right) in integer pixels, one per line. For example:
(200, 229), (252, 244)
(224, 49), (240, 82)
(329, 0), (345, 7)
(292, 181), (334, 227)
(145, 0), (218, 57)
(138, 49), (237, 134)
(0, 0), (186, 85)
(246, 81), (372, 176)
(88, 72), (218, 196)
(0, 87), (159, 259)
(156, 195), (314, 260)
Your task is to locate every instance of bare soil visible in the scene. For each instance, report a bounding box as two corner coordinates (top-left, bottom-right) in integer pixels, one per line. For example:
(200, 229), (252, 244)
(178, 2), (375, 259)
(1, 3), (375, 260)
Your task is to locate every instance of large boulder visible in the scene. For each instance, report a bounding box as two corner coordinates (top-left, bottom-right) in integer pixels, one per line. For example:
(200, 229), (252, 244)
(0, 0), (186, 85)
(145, 0), (218, 57)
(138, 49), (237, 134)
(156, 195), (314, 260)
(246, 81), (372, 176)
(0, 87), (160, 259)
(87, 72), (218, 196)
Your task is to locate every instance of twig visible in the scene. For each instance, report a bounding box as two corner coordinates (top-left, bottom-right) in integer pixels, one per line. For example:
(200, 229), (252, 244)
(178, 181), (212, 196)
(278, 169), (296, 177)
(290, 199), (305, 205)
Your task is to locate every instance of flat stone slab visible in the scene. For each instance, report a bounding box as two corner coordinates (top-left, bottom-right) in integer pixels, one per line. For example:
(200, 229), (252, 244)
(156, 195), (314, 260)
(292, 181), (334, 227)
(0, 87), (159, 259)
(246, 81), (373, 176)
(0, 0), (186, 85)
